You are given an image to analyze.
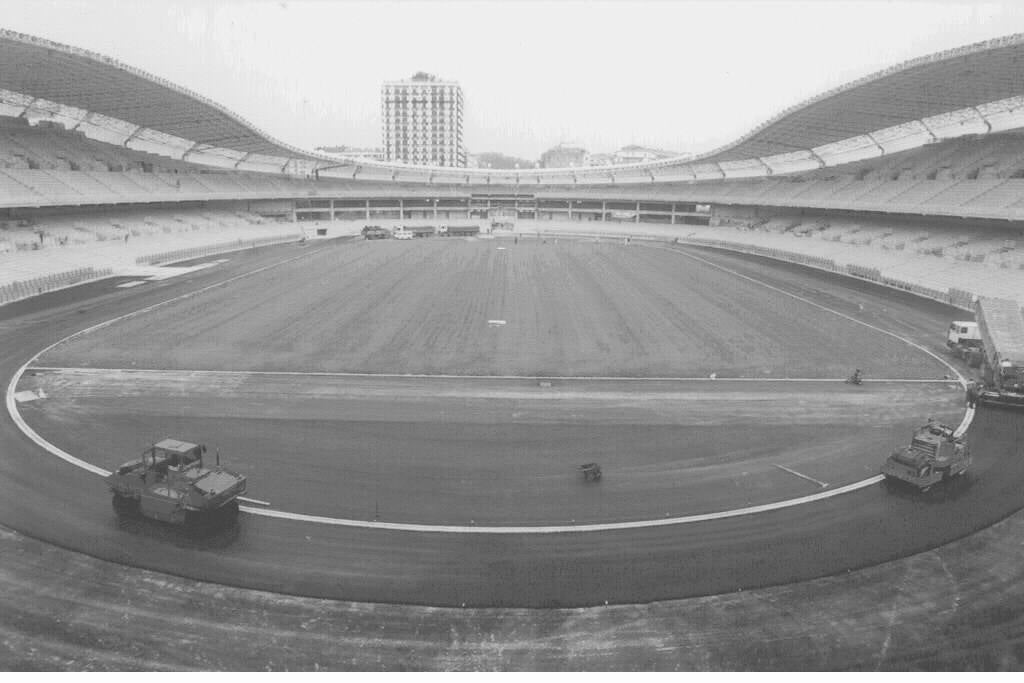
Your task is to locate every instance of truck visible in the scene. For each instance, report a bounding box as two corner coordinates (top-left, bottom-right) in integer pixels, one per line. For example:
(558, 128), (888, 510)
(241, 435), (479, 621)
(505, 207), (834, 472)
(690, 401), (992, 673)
(946, 320), (983, 367)
(974, 297), (1024, 407)
(438, 224), (481, 237)
(881, 420), (971, 491)
(107, 438), (247, 526)
(361, 225), (390, 240)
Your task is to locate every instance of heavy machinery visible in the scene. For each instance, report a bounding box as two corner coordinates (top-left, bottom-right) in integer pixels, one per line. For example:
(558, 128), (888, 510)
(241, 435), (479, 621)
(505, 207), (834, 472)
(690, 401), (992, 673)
(974, 297), (1024, 407)
(578, 463), (603, 482)
(361, 225), (390, 240)
(439, 224), (481, 237)
(946, 320), (984, 367)
(881, 421), (971, 491)
(107, 439), (247, 525)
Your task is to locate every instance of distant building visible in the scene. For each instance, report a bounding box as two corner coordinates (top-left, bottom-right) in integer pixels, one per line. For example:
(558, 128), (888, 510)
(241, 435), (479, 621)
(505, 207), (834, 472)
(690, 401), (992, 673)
(540, 143), (588, 168)
(315, 145), (385, 161)
(612, 144), (683, 164)
(585, 152), (615, 166)
(382, 72), (465, 167)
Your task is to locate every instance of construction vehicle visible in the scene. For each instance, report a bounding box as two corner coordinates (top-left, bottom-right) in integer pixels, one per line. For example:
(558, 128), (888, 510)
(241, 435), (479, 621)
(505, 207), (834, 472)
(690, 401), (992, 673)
(881, 420), (971, 491)
(974, 297), (1024, 407)
(107, 438), (247, 526)
(578, 463), (603, 482)
(946, 320), (984, 366)
(361, 225), (390, 240)
(438, 224), (481, 237)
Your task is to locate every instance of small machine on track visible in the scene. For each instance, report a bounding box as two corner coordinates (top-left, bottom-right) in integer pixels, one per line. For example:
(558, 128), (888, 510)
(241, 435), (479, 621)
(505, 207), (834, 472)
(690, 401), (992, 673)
(107, 438), (247, 525)
(881, 421), (971, 491)
(578, 463), (602, 482)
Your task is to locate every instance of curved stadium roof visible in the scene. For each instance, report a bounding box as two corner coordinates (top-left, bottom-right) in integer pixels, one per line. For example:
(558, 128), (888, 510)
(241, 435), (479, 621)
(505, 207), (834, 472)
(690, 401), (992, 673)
(3, 27), (1024, 183)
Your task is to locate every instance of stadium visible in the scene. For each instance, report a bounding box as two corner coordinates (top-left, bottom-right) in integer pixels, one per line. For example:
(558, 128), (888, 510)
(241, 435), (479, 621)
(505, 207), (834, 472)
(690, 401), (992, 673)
(2, 19), (1024, 670)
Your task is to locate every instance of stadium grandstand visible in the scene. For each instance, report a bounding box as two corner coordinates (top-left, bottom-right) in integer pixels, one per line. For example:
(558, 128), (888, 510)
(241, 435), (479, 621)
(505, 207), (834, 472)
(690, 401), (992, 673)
(2, 27), (1024, 305)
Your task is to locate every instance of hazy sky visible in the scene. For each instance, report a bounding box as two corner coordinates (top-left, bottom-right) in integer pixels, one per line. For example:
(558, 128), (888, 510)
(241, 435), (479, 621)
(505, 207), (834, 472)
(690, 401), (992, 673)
(3, 0), (1024, 159)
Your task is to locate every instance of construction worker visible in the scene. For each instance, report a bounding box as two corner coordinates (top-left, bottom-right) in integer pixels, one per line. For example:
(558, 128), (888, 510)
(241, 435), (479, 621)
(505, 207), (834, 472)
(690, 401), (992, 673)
(966, 381), (979, 408)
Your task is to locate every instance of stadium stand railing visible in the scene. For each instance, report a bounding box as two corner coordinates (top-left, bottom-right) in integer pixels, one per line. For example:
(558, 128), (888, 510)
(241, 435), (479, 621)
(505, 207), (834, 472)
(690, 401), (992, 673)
(0, 266), (112, 306)
(135, 233), (302, 266)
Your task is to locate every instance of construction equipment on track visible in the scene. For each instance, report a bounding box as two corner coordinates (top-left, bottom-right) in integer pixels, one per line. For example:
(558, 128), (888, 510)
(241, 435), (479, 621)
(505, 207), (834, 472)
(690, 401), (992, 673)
(107, 438), (247, 526)
(578, 463), (603, 482)
(881, 420), (971, 492)
(974, 297), (1024, 408)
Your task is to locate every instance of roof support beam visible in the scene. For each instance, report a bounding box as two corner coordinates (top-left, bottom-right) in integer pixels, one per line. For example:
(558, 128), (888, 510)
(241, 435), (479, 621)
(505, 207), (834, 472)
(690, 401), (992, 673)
(917, 119), (939, 143)
(70, 110), (95, 132)
(714, 162), (726, 179)
(808, 150), (826, 168)
(756, 157), (774, 175)
(180, 140), (203, 162)
(233, 152), (252, 169)
(16, 97), (38, 117)
(122, 124), (144, 147)
(973, 106), (993, 133)
(865, 132), (886, 156)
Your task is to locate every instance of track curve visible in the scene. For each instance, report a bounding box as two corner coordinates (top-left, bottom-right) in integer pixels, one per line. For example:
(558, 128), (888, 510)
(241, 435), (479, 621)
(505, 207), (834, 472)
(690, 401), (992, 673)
(0, 240), (1021, 608)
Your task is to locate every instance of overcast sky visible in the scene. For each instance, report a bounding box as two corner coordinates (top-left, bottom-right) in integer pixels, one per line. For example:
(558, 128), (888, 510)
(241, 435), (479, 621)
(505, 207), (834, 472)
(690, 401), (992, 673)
(4, 0), (1024, 159)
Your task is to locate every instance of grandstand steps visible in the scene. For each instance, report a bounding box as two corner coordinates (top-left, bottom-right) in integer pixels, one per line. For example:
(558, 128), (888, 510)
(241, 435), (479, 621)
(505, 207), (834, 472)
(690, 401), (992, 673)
(0, 169), (42, 203)
(885, 179), (957, 209)
(0, 213), (302, 290)
(965, 178), (1024, 209)
(928, 178), (1006, 209)
(45, 170), (121, 198)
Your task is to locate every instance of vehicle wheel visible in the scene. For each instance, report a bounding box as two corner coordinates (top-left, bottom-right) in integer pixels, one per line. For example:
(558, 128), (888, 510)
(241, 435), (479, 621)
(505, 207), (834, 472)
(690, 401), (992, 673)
(112, 493), (139, 516)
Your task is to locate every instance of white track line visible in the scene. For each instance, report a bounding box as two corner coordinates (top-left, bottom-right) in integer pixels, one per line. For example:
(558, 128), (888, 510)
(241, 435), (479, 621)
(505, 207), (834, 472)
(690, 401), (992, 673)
(774, 464), (829, 489)
(5, 241), (975, 534)
(5, 248), (328, 482)
(25, 366), (958, 384)
(242, 476), (886, 533)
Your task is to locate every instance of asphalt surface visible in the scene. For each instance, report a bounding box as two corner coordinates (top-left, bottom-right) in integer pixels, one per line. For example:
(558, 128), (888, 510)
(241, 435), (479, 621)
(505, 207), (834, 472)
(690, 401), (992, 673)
(18, 369), (960, 524)
(2, 239), (1020, 610)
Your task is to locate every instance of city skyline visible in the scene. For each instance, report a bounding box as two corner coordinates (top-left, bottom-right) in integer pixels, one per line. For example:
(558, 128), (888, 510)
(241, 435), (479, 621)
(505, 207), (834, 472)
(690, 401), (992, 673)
(3, 1), (1024, 161)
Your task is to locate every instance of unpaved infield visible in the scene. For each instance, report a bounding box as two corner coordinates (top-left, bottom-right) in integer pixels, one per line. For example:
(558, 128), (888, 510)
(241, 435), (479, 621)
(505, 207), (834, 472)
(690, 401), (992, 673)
(40, 239), (948, 378)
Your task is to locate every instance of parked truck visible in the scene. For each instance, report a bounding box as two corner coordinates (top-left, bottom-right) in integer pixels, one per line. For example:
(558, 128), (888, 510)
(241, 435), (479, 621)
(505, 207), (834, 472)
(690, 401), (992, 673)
(946, 320), (983, 367)
(974, 297), (1024, 407)
(107, 438), (247, 526)
(361, 225), (391, 240)
(881, 420), (971, 491)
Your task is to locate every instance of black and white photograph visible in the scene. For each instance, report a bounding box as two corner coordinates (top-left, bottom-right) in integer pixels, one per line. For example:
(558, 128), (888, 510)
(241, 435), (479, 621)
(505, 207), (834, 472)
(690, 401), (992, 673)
(2, 0), (1024, 671)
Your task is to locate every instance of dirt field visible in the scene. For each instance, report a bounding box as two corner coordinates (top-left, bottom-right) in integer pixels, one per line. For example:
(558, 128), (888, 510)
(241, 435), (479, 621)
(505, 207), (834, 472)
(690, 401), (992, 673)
(41, 238), (947, 378)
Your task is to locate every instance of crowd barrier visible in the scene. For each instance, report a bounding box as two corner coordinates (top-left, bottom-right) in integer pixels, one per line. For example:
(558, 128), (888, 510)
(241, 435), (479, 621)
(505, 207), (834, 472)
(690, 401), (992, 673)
(136, 233), (302, 266)
(0, 266), (113, 306)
